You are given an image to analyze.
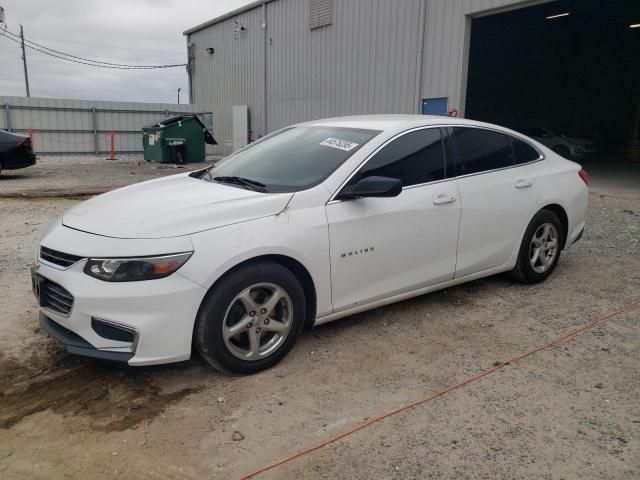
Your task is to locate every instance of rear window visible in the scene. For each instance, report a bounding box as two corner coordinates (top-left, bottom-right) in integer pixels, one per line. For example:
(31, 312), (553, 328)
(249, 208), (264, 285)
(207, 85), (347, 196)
(512, 138), (541, 164)
(451, 127), (513, 176)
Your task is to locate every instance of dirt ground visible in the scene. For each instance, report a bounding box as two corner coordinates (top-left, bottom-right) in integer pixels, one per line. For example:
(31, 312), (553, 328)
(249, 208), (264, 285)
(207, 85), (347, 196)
(0, 161), (639, 479)
(0, 155), (217, 198)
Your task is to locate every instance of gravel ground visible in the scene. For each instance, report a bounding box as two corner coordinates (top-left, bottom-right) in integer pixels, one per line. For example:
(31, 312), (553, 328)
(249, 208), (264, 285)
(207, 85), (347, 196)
(0, 168), (638, 479)
(0, 154), (219, 197)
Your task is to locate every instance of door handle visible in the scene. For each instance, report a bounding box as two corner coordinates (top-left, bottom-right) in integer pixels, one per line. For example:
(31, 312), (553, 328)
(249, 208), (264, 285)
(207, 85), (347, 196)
(515, 179), (533, 189)
(433, 194), (457, 205)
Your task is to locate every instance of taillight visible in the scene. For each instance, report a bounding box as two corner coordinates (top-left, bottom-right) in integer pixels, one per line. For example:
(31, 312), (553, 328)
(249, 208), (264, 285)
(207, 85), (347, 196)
(578, 168), (589, 185)
(15, 138), (32, 152)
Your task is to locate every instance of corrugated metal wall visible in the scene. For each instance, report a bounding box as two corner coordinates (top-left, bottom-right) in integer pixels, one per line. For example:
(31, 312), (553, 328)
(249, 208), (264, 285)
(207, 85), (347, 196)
(265, 0), (423, 130)
(187, 6), (265, 155)
(188, 0), (550, 151)
(0, 96), (210, 155)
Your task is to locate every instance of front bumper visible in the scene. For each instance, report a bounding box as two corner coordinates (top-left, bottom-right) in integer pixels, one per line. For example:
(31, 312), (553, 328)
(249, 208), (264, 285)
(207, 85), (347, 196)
(33, 258), (207, 366)
(39, 313), (135, 362)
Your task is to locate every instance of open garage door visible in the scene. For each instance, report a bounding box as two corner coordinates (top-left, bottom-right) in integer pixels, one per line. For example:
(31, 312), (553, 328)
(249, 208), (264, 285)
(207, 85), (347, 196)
(465, 0), (640, 164)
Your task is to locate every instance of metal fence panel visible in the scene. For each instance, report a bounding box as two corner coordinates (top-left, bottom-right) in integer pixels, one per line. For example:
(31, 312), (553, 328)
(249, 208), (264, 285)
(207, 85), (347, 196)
(0, 96), (213, 155)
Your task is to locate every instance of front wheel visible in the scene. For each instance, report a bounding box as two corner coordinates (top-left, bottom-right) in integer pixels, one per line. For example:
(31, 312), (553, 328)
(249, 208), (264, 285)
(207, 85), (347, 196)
(510, 209), (564, 284)
(194, 262), (306, 374)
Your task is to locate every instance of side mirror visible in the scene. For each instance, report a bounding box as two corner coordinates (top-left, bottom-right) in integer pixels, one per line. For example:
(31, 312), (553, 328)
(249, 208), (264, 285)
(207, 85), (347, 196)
(338, 176), (402, 200)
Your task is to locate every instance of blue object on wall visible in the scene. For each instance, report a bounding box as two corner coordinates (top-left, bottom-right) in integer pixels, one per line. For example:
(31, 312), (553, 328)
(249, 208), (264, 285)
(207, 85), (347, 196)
(422, 97), (448, 116)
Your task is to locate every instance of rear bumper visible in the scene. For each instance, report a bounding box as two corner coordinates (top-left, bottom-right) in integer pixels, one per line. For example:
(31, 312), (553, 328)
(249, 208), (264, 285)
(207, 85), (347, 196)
(1, 152), (36, 170)
(40, 313), (134, 363)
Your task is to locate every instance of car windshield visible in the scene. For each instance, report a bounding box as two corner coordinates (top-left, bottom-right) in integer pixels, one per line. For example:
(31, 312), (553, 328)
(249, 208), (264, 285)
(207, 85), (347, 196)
(201, 126), (380, 192)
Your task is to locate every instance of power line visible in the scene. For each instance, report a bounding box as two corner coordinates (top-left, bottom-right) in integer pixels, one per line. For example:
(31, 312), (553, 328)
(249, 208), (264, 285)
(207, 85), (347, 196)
(0, 29), (186, 69)
(27, 36), (183, 56)
(9, 29), (182, 67)
(0, 29), (186, 68)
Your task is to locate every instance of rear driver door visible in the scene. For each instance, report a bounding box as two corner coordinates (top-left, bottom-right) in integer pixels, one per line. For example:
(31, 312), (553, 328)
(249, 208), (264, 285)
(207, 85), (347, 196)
(450, 126), (541, 277)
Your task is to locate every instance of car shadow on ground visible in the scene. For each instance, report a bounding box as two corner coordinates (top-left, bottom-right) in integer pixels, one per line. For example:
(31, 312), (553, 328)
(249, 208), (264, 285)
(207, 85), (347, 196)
(0, 274), (514, 433)
(0, 173), (32, 180)
(312, 274), (514, 337)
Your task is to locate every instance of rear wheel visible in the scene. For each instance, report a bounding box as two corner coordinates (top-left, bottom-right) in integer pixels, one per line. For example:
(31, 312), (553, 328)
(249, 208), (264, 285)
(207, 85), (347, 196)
(194, 262), (306, 374)
(510, 209), (564, 284)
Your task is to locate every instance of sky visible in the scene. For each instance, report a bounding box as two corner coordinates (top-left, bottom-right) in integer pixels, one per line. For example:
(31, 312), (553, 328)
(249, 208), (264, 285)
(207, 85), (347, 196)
(0, 0), (254, 103)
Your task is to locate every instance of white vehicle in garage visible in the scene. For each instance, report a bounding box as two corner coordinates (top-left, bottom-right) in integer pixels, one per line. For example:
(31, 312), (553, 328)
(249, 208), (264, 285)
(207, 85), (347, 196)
(32, 115), (588, 374)
(514, 126), (598, 160)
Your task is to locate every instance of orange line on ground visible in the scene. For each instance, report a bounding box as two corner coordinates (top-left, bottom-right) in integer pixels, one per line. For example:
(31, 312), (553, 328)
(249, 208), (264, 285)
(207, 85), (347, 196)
(239, 298), (640, 479)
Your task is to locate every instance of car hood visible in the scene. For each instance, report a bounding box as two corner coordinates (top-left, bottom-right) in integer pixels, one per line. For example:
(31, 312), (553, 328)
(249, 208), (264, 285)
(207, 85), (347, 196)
(62, 173), (293, 239)
(565, 137), (594, 147)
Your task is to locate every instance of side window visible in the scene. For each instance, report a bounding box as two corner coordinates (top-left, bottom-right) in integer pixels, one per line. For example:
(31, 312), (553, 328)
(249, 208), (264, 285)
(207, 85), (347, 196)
(451, 127), (513, 176)
(512, 137), (541, 164)
(353, 128), (445, 187)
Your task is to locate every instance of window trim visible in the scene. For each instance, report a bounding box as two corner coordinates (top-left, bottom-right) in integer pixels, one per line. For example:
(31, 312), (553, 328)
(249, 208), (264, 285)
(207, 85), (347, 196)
(328, 125), (449, 204)
(328, 124), (544, 204)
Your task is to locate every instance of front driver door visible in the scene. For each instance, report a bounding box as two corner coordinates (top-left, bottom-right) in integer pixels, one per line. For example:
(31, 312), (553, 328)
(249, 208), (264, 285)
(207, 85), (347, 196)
(326, 127), (460, 313)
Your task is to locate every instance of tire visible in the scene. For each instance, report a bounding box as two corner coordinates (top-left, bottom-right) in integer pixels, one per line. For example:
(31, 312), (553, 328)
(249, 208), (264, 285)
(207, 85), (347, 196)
(510, 209), (564, 284)
(553, 145), (571, 159)
(194, 261), (306, 374)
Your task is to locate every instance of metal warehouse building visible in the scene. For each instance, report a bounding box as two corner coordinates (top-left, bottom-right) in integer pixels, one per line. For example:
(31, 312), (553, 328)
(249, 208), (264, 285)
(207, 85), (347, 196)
(184, 0), (639, 160)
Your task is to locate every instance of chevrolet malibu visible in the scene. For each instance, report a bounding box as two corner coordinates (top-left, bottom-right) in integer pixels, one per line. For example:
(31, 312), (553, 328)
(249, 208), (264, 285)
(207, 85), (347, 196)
(32, 115), (588, 374)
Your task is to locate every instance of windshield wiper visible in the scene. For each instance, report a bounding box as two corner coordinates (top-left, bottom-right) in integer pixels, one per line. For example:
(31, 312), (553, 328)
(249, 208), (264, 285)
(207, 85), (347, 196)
(213, 176), (267, 192)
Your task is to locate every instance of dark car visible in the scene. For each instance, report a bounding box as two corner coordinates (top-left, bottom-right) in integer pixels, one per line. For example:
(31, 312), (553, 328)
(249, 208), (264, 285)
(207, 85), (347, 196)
(0, 129), (36, 175)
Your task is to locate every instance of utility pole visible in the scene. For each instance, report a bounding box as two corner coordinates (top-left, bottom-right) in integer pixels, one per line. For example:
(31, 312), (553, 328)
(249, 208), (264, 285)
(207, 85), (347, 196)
(19, 24), (30, 97)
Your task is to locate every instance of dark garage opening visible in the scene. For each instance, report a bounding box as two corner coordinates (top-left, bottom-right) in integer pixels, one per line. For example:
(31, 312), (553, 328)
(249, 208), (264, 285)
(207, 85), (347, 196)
(465, 0), (640, 164)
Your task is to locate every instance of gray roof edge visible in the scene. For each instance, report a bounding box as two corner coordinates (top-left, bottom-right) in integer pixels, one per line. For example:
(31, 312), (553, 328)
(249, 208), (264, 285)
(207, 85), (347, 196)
(183, 0), (273, 36)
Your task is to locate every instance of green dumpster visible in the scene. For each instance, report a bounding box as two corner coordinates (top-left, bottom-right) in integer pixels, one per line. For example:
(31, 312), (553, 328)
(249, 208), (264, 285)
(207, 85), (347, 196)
(142, 115), (216, 164)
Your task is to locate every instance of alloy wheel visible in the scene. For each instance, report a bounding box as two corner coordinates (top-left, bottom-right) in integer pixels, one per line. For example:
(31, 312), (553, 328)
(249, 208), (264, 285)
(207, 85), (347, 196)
(529, 223), (559, 273)
(222, 282), (293, 361)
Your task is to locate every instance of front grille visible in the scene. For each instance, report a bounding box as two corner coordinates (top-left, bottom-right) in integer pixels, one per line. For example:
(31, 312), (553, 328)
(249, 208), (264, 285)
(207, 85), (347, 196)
(41, 280), (74, 316)
(40, 246), (83, 268)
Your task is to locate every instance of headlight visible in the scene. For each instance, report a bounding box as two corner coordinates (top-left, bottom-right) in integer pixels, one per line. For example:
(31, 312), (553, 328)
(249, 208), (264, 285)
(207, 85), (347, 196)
(84, 252), (193, 282)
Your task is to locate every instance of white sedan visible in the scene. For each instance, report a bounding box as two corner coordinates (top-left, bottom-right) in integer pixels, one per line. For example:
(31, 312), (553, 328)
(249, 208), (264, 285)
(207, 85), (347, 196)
(32, 115), (588, 373)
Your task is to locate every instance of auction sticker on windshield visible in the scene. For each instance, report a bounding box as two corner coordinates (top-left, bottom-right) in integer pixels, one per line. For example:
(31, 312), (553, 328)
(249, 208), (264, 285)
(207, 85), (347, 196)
(319, 137), (359, 152)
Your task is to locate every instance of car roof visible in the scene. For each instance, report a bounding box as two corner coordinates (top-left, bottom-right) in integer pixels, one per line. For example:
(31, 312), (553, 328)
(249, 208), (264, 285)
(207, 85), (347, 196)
(297, 114), (501, 132)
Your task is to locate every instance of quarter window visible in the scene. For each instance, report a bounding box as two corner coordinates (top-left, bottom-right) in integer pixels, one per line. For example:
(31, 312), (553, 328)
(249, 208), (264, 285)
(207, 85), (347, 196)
(451, 127), (513, 175)
(512, 138), (541, 164)
(353, 128), (446, 187)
